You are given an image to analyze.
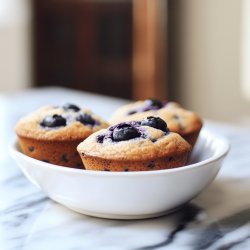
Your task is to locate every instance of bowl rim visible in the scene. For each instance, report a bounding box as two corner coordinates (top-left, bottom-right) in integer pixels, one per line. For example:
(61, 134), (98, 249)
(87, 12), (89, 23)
(9, 129), (230, 177)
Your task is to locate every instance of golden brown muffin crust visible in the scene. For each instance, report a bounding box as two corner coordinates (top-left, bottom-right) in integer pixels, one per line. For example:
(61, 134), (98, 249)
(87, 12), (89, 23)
(109, 101), (202, 136)
(15, 105), (109, 141)
(77, 126), (191, 162)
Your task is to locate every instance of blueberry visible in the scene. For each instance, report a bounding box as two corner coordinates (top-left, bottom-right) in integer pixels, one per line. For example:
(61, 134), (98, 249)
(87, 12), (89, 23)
(127, 110), (137, 115)
(146, 99), (163, 108)
(76, 113), (96, 126)
(61, 154), (68, 163)
(147, 161), (155, 168)
(41, 114), (67, 128)
(113, 125), (140, 142)
(96, 134), (105, 143)
(141, 116), (168, 132)
(173, 114), (180, 120)
(42, 159), (50, 163)
(28, 146), (34, 152)
(63, 103), (80, 112)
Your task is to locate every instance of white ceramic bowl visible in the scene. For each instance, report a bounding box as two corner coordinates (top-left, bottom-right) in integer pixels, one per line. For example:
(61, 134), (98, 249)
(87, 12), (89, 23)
(9, 129), (230, 219)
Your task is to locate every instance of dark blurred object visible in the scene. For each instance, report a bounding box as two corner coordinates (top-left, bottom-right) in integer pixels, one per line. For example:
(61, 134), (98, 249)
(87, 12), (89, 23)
(33, 0), (167, 100)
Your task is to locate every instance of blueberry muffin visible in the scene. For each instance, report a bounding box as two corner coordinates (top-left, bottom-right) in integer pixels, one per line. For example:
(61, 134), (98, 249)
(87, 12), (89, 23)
(109, 99), (202, 146)
(15, 103), (109, 168)
(77, 117), (192, 172)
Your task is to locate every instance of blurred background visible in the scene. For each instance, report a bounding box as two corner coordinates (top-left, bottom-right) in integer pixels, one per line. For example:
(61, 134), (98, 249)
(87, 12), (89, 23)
(0, 0), (250, 124)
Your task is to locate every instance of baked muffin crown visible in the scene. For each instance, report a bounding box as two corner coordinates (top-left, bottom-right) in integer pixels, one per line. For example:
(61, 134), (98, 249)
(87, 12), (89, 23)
(15, 104), (109, 141)
(109, 99), (203, 146)
(77, 117), (192, 162)
(109, 99), (181, 123)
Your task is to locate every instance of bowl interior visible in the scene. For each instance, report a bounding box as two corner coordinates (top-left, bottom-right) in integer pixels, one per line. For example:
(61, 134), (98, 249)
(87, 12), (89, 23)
(188, 129), (229, 165)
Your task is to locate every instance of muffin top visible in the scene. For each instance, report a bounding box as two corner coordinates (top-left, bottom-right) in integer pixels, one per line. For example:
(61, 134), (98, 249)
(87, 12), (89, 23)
(15, 103), (109, 141)
(109, 99), (202, 135)
(77, 117), (192, 161)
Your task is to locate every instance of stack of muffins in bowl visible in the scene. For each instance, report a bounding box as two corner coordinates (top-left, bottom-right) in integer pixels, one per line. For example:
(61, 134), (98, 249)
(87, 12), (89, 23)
(15, 99), (203, 172)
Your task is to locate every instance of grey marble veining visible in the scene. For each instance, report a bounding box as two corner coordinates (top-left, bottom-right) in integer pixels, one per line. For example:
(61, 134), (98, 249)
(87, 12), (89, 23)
(0, 87), (250, 250)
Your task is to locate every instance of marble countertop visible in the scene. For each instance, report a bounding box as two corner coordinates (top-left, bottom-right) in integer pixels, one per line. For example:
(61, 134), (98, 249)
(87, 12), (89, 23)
(0, 87), (250, 250)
